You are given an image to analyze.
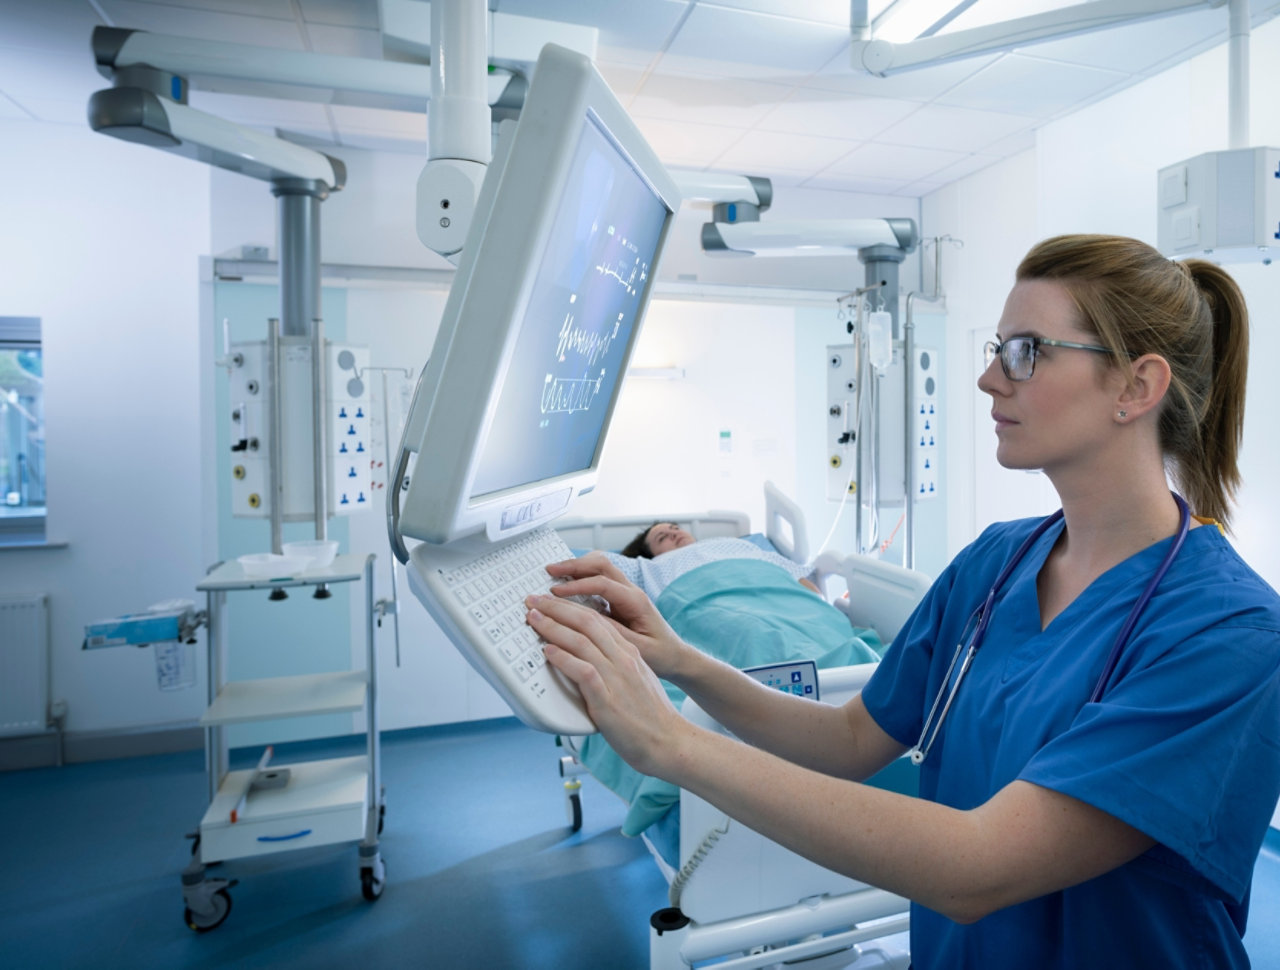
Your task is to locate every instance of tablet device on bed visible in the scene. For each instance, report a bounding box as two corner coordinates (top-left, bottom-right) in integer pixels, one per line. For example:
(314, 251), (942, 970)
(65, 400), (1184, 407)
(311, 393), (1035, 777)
(743, 659), (820, 701)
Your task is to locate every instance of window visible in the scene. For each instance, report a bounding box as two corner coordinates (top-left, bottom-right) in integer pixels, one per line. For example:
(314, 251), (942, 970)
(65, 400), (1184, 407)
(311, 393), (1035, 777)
(0, 317), (45, 543)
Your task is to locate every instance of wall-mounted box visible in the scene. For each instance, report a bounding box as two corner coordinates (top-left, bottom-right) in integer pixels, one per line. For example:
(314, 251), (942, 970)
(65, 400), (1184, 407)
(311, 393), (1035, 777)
(1157, 147), (1280, 263)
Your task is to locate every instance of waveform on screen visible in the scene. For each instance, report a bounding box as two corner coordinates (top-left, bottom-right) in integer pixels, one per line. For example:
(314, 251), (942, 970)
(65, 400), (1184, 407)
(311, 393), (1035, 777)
(594, 255), (647, 297)
(541, 371), (605, 415)
(556, 312), (623, 368)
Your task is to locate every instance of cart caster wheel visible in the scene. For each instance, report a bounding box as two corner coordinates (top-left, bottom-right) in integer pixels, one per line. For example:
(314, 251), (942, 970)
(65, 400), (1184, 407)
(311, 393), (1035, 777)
(184, 888), (232, 932)
(361, 862), (386, 901)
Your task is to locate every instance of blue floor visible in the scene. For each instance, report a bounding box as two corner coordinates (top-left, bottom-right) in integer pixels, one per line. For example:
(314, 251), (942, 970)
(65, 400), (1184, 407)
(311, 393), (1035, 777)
(1, 720), (1278, 969)
(0, 720), (666, 970)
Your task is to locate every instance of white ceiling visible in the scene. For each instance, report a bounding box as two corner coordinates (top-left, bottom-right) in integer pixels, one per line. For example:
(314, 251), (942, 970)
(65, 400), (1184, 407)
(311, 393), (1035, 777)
(2, 0), (1277, 198)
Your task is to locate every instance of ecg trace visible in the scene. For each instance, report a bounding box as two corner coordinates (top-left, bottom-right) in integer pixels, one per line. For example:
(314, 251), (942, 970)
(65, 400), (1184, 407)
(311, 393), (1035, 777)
(556, 311), (625, 368)
(594, 255), (648, 297)
(541, 370), (605, 415)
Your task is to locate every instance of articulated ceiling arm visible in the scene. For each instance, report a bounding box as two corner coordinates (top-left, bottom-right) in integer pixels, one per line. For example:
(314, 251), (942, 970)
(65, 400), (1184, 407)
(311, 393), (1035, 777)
(852, 0), (1225, 76)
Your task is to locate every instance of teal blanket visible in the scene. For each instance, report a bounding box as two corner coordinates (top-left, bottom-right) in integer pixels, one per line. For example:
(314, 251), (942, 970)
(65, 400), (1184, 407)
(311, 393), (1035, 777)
(575, 558), (883, 837)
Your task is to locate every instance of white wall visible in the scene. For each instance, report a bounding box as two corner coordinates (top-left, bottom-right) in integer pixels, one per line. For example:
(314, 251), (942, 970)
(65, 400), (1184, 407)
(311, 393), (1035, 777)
(921, 16), (1280, 599)
(0, 121), (211, 735)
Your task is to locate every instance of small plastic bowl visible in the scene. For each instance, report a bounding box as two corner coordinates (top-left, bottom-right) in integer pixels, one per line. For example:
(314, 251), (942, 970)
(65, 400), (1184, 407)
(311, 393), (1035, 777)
(238, 553), (311, 579)
(282, 539), (339, 569)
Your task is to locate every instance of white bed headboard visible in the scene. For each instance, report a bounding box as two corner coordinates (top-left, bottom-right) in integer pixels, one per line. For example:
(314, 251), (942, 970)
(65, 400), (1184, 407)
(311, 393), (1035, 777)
(554, 510), (751, 554)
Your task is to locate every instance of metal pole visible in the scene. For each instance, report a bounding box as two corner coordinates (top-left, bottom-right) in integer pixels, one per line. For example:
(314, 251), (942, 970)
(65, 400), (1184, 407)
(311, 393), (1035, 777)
(903, 294), (917, 570)
(381, 369), (404, 668)
(311, 316), (328, 541)
(1228, 0), (1251, 150)
(273, 185), (323, 339)
(267, 317), (284, 555)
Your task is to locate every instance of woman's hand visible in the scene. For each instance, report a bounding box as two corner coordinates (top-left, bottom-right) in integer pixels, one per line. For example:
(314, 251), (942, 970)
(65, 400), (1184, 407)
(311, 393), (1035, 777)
(526, 593), (689, 776)
(544, 553), (689, 681)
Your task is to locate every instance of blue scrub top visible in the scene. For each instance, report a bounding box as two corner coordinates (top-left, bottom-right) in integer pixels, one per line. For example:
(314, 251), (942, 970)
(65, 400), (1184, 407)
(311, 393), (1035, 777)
(862, 516), (1280, 969)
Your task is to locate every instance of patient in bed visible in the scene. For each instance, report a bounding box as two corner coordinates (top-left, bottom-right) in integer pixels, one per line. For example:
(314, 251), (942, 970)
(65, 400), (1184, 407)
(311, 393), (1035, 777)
(568, 522), (882, 849)
(609, 521), (823, 597)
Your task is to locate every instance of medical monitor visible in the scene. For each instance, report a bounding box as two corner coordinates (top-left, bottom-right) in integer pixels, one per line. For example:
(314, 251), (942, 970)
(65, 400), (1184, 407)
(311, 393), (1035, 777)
(393, 44), (680, 547)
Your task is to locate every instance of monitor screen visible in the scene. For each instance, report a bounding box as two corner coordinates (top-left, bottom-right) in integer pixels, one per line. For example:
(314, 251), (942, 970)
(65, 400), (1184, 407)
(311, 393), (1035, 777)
(470, 113), (669, 499)
(392, 44), (680, 547)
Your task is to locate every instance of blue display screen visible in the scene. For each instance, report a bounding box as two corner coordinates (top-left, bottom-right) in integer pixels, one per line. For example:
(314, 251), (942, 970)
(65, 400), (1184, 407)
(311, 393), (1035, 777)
(470, 113), (669, 499)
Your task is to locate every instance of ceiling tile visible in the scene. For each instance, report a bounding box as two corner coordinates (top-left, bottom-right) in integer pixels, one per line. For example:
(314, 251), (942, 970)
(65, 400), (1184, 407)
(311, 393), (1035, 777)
(99, 0), (305, 47)
(876, 103), (1035, 153)
(631, 116), (747, 168)
(0, 0), (104, 56)
(0, 92), (33, 121)
(808, 51), (1000, 103)
(935, 53), (1128, 117)
(100, 0), (296, 18)
(305, 23), (385, 58)
(490, 0), (689, 53)
(713, 128), (860, 174)
(756, 91), (920, 141)
(704, 0), (851, 26)
(630, 72), (795, 128)
(298, 0), (381, 30)
(594, 60), (650, 102)
(821, 140), (967, 182)
(1025, 7), (1225, 75)
(802, 171), (912, 195)
(660, 4), (850, 81)
(0, 47), (105, 111)
(916, 151), (1003, 184)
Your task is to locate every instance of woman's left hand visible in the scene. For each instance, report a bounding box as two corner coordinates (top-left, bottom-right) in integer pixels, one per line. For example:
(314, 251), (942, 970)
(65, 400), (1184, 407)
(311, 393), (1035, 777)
(526, 591), (688, 777)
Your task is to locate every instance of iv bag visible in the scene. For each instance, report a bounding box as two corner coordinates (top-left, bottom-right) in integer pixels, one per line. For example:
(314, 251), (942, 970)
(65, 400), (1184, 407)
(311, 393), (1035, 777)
(867, 311), (893, 372)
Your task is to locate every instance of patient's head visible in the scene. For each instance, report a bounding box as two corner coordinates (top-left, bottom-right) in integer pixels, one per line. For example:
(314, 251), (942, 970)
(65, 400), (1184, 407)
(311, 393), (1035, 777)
(621, 521), (695, 559)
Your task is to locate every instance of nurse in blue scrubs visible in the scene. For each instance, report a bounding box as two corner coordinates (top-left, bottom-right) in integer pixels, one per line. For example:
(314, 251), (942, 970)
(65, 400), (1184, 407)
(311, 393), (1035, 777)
(528, 234), (1280, 969)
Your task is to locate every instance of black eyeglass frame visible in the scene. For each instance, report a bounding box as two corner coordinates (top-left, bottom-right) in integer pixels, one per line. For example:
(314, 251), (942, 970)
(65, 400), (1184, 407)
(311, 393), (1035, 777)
(983, 335), (1114, 382)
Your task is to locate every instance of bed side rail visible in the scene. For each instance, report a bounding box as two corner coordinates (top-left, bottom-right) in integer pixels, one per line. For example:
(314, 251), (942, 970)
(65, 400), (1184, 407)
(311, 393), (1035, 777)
(813, 553), (932, 644)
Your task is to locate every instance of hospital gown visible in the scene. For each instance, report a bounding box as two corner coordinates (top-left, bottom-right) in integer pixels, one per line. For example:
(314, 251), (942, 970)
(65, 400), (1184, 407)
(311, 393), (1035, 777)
(862, 515), (1280, 970)
(603, 536), (813, 599)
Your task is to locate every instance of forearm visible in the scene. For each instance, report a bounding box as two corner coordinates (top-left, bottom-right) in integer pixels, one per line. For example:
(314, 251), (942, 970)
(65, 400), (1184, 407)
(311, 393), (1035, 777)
(665, 646), (886, 781)
(658, 724), (1153, 924)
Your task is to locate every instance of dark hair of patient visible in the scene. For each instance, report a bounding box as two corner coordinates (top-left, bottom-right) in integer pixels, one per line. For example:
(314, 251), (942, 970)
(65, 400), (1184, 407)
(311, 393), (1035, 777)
(621, 522), (663, 559)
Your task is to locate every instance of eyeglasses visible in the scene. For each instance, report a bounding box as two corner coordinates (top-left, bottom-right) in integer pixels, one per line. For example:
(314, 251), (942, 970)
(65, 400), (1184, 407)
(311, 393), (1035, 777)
(983, 336), (1113, 382)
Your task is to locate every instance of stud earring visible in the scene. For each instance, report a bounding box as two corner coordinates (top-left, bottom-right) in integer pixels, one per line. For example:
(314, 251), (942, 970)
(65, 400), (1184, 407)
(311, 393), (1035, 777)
(1118, 410), (1128, 419)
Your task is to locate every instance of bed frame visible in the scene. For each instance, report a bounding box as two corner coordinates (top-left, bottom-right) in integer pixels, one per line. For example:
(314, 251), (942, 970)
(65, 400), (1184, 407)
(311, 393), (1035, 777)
(554, 482), (931, 970)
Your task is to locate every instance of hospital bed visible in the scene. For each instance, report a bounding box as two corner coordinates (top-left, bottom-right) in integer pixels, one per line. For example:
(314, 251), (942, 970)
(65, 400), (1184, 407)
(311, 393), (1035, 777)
(553, 482), (931, 970)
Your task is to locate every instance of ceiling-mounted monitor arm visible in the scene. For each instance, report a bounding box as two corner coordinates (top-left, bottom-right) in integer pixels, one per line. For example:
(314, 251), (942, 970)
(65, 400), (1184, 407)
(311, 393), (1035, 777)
(671, 169), (773, 224)
(89, 28), (345, 189)
(416, 0), (491, 261)
(851, 0), (1226, 76)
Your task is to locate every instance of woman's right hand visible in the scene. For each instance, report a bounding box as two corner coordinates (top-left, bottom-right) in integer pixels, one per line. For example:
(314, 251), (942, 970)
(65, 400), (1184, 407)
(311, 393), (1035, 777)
(544, 552), (689, 681)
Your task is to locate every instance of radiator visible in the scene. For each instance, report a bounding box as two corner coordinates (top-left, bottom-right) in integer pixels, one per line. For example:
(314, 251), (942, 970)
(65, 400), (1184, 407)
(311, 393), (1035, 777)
(0, 594), (50, 738)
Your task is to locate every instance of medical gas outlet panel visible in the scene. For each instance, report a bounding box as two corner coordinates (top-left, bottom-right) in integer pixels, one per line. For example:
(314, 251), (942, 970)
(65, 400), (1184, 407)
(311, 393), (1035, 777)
(227, 340), (382, 518)
(825, 343), (940, 503)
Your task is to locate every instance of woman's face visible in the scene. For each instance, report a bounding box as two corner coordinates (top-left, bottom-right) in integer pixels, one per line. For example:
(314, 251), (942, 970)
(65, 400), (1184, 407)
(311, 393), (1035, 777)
(646, 523), (695, 556)
(978, 279), (1124, 476)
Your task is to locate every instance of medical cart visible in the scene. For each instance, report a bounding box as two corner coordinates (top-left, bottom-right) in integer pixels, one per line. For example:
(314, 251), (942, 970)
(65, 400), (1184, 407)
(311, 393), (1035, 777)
(180, 553), (385, 932)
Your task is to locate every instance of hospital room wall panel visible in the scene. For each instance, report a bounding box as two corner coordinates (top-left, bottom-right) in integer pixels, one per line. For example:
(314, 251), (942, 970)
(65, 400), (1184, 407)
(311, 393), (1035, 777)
(341, 285), (511, 731)
(0, 120), (212, 743)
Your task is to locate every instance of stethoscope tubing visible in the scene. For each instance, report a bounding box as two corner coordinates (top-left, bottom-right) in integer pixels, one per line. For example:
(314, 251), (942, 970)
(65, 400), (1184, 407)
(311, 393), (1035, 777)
(908, 493), (1191, 766)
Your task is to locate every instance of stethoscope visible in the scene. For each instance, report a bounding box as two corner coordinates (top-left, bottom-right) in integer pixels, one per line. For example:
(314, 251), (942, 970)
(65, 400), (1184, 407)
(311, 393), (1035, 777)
(908, 493), (1191, 766)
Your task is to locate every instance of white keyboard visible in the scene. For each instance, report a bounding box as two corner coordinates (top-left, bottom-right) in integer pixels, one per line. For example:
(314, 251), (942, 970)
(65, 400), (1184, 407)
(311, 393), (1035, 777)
(406, 526), (597, 735)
